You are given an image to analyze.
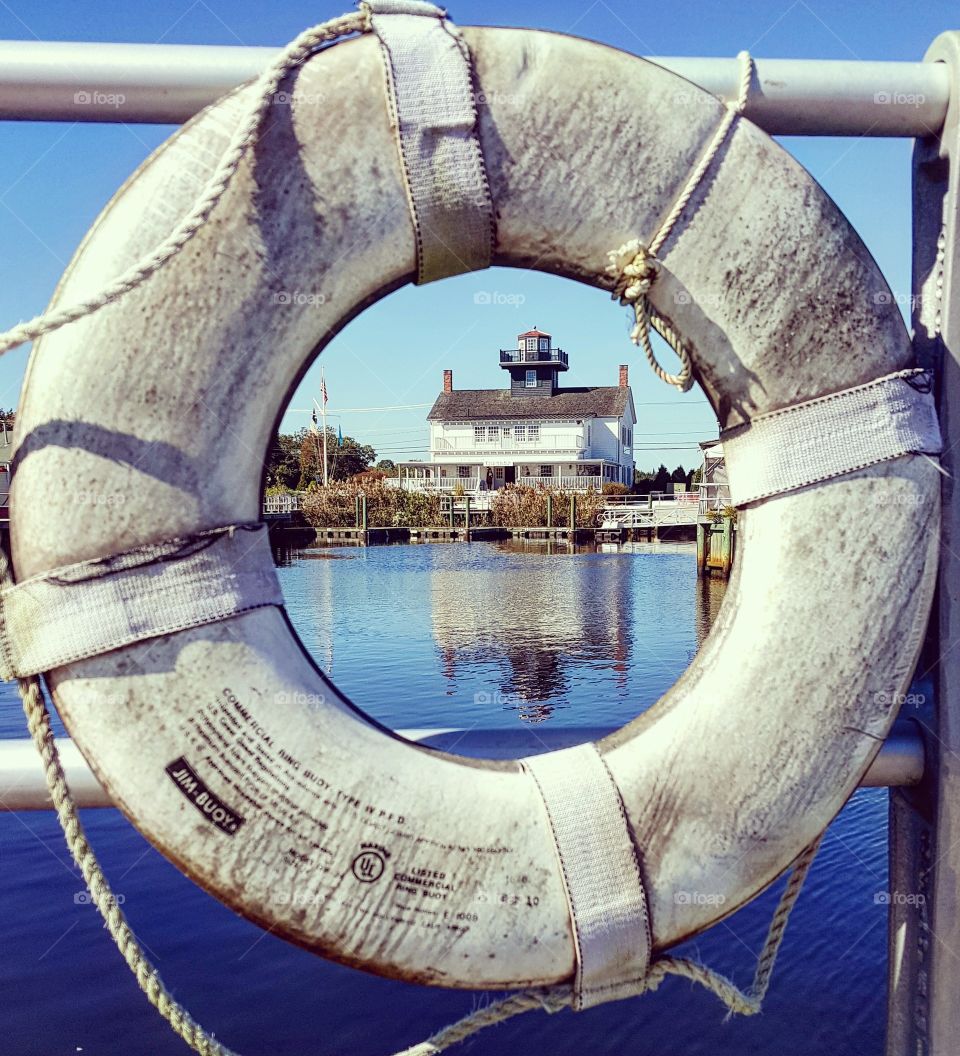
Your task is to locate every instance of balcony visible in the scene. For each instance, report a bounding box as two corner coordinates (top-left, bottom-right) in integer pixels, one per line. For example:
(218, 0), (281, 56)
(435, 434), (586, 457)
(499, 348), (569, 369)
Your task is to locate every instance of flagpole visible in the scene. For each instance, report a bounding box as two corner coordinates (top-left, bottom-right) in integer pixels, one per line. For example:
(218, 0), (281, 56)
(320, 370), (329, 487)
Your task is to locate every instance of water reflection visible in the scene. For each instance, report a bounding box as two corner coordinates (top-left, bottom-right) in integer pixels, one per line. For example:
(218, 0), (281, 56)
(271, 538), (727, 731)
(695, 573), (728, 650)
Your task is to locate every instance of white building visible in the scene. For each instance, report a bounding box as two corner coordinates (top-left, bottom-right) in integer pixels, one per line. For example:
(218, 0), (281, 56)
(398, 329), (637, 494)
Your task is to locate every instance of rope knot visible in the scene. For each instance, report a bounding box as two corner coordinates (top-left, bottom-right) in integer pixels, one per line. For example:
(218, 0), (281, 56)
(607, 239), (661, 306)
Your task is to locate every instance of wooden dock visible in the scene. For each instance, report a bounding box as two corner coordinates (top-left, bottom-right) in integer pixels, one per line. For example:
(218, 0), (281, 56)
(697, 515), (736, 578)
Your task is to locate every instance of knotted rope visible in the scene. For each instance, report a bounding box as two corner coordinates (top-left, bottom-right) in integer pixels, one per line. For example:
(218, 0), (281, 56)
(608, 50), (755, 392)
(394, 836), (822, 1054)
(0, 21), (815, 1054)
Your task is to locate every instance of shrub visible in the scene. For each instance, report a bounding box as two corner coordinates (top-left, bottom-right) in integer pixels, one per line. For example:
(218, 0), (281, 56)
(489, 484), (603, 528)
(301, 480), (444, 528)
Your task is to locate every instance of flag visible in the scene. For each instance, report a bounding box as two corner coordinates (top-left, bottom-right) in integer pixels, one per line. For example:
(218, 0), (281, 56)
(337, 424), (343, 447)
(311, 408), (317, 426)
(320, 370), (328, 406)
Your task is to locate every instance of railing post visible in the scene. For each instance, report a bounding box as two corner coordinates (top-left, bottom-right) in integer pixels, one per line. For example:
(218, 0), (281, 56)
(546, 493), (553, 528)
(887, 31), (960, 1056)
(569, 493), (576, 532)
(360, 493), (367, 532)
(464, 496), (471, 541)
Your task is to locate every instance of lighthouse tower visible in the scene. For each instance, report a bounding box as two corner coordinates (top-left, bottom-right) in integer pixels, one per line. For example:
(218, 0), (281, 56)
(499, 327), (569, 397)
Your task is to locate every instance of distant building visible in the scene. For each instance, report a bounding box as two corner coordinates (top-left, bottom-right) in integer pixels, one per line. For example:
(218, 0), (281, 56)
(698, 439), (729, 511)
(398, 329), (637, 494)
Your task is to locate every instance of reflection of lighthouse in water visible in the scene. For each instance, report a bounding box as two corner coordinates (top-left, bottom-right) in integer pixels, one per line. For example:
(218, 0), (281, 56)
(431, 546), (634, 724)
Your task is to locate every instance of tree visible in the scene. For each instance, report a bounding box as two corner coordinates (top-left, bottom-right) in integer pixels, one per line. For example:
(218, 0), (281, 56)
(265, 430), (303, 490)
(670, 465), (688, 483)
(298, 427), (376, 486)
(376, 458), (397, 475)
(652, 464), (672, 494)
(0, 408), (14, 429)
(633, 468), (656, 495)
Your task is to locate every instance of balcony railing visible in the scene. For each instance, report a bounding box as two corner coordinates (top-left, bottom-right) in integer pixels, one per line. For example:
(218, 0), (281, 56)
(435, 434), (585, 455)
(499, 348), (568, 366)
(263, 492), (305, 514)
(406, 475), (603, 492)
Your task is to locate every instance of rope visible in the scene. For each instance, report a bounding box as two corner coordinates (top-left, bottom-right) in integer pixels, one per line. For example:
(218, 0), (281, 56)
(0, 9), (369, 357)
(0, 24), (814, 1055)
(607, 50), (755, 392)
(393, 833), (822, 1054)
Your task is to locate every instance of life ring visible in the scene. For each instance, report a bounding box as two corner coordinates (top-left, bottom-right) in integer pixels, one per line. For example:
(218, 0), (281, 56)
(10, 24), (939, 991)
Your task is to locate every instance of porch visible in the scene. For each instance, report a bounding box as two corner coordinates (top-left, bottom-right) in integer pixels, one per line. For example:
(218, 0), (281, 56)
(396, 459), (624, 493)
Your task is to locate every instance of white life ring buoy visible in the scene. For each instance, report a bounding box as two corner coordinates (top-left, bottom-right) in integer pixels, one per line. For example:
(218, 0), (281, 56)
(10, 24), (938, 991)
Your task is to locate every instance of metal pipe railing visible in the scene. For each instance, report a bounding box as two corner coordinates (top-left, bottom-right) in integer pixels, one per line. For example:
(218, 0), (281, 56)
(0, 720), (925, 811)
(0, 40), (950, 136)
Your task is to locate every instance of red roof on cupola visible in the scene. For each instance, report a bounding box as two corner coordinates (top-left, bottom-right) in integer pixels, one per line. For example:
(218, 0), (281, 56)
(518, 327), (551, 338)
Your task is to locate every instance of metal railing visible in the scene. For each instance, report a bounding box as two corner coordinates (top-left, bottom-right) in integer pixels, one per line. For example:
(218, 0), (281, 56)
(499, 348), (568, 365)
(0, 45), (948, 138)
(0, 721), (925, 810)
(434, 435), (585, 454)
(262, 492), (306, 514)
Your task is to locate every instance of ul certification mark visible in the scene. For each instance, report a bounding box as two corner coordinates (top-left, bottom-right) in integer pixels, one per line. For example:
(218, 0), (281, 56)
(351, 849), (386, 883)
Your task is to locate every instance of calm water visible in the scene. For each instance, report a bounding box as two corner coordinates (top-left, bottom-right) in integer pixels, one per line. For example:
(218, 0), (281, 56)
(0, 541), (888, 1055)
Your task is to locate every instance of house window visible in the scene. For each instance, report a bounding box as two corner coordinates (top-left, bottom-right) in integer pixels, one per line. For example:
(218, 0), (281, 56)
(540, 465), (553, 477)
(440, 469), (447, 477)
(457, 465), (471, 478)
(487, 426), (499, 441)
(528, 424), (540, 442)
(474, 425), (486, 444)
(495, 467), (504, 479)
(527, 338), (538, 352)
(525, 369), (537, 388)
(501, 426), (511, 439)
(539, 337), (549, 351)
(515, 425), (527, 442)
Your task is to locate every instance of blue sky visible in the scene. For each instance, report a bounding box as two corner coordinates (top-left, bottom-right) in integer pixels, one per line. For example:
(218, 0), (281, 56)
(0, 0), (952, 470)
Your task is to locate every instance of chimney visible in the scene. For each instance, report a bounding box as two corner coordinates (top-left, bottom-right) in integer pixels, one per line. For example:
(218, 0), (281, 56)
(619, 364), (629, 389)
(443, 369), (453, 394)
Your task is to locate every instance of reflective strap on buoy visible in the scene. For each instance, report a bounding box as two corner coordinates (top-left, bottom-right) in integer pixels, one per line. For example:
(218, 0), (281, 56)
(722, 369), (942, 506)
(523, 743), (652, 1010)
(366, 0), (495, 284)
(0, 523), (281, 679)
